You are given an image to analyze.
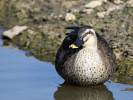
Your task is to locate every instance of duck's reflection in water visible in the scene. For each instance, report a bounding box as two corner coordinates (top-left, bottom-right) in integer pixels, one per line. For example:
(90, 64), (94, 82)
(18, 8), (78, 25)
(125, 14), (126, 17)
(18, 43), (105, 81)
(54, 83), (114, 100)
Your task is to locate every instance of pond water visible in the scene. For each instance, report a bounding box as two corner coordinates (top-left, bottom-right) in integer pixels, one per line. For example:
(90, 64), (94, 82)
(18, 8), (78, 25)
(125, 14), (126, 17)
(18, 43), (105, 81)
(0, 39), (133, 100)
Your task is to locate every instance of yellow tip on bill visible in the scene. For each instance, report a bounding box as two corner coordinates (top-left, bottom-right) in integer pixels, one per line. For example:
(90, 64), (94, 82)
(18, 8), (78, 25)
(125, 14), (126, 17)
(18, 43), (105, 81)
(69, 44), (78, 48)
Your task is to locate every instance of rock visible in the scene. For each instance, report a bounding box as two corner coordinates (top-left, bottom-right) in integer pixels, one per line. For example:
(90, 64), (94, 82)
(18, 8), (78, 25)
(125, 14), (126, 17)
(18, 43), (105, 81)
(106, 5), (125, 15)
(2, 26), (27, 39)
(99, 0), (108, 3)
(65, 13), (76, 21)
(126, 0), (133, 7)
(97, 12), (106, 18)
(84, 1), (103, 8)
(82, 9), (94, 14)
(113, 0), (123, 5)
(28, 29), (36, 35)
(61, 1), (77, 8)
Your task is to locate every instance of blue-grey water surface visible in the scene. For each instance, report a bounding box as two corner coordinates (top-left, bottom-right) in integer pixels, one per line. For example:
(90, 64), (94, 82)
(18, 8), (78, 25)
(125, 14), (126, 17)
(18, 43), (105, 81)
(0, 39), (132, 100)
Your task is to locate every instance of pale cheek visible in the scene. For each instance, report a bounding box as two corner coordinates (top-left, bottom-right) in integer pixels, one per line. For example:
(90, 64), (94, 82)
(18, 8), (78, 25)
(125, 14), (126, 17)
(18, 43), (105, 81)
(83, 41), (90, 47)
(90, 37), (95, 42)
(87, 38), (95, 45)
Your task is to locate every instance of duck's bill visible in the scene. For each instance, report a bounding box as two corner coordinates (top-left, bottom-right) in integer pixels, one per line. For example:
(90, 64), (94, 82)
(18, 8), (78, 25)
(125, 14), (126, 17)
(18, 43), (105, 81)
(69, 44), (78, 48)
(69, 38), (84, 48)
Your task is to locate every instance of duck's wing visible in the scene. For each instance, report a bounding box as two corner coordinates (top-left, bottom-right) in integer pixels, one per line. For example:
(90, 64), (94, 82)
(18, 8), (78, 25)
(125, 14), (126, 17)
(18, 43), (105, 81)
(96, 32), (117, 72)
(55, 27), (82, 77)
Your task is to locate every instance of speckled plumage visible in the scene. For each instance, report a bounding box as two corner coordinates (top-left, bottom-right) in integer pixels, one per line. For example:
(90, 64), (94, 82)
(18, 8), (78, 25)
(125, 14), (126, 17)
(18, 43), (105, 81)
(55, 26), (117, 86)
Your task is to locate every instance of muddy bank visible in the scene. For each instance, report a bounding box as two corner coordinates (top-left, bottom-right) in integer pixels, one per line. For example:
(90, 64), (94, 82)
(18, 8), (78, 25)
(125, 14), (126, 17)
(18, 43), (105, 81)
(0, 0), (133, 85)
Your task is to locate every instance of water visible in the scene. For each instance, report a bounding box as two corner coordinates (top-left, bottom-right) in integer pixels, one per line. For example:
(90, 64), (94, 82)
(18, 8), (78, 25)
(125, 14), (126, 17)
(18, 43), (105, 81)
(0, 40), (133, 100)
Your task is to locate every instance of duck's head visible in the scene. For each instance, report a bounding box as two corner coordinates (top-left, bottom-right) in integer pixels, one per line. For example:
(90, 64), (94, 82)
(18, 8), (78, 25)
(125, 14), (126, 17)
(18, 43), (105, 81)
(70, 26), (97, 49)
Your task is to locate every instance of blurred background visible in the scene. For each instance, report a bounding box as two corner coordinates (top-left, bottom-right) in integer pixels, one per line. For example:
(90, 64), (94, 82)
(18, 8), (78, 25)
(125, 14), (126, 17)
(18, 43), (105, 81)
(0, 0), (133, 99)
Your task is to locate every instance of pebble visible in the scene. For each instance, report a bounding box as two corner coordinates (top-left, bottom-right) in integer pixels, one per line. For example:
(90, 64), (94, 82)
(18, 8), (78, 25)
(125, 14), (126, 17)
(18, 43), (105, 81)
(84, 1), (103, 8)
(99, 0), (108, 3)
(97, 12), (106, 18)
(65, 13), (76, 21)
(62, 1), (77, 8)
(2, 26), (27, 39)
(113, 0), (123, 5)
(126, 0), (133, 7)
(28, 29), (36, 35)
(82, 9), (94, 15)
(106, 5), (125, 15)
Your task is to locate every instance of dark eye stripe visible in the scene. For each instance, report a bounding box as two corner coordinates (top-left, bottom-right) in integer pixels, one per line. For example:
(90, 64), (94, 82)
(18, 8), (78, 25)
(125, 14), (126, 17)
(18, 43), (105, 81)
(82, 31), (94, 38)
(84, 37), (89, 42)
(82, 32), (89, 38)
(89, 31), (93, 34)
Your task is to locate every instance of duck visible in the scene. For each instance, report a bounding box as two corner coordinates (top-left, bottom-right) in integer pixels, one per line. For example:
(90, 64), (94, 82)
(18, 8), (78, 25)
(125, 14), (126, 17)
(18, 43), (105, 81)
(55, 25), (117, 86)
